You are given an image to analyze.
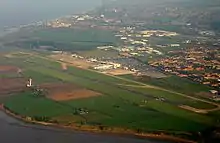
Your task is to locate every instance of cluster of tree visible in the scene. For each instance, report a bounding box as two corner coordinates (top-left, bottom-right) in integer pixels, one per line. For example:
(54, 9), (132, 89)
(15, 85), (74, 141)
(31, 88), (46, 98)
(33, 116), (51, 122)
(6, 40), (107, 52)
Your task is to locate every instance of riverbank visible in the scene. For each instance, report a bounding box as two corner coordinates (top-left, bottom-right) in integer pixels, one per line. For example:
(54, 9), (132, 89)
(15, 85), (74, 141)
(0, 104), (196, 143)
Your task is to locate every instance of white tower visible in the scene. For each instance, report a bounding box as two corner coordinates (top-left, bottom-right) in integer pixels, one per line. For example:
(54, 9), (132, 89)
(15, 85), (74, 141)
(27, 78), (32, 87)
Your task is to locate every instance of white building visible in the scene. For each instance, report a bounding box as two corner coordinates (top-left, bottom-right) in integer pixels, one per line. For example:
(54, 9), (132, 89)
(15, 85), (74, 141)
(94, 65), (113, 70)
(170, 44), (180, 47)
(94, 62), (121, 70)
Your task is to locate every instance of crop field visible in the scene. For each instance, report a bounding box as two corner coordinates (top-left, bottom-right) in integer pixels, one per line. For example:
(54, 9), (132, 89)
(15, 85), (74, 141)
(120, 85), (217, 110)
(0, 78), (27, 96)
(0, 65), (21, 78)
(22, 70), (62, 84)
(0, 65), (19, 73)
(32, 28), (118, 44)
(4, 91), (73, 117)
(1, 51), (219, 134)
(65, 96), (209, 132)
(2, 27), (120, 51)
(121, 74), (212, 94)
(40, 83), (101, 101)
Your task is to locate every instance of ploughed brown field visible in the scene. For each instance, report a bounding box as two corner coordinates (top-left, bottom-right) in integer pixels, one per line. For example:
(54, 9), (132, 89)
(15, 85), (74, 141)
(0, 66), (20, 73)
(40, 83), (101, 101)
(0, 78), (27, 96)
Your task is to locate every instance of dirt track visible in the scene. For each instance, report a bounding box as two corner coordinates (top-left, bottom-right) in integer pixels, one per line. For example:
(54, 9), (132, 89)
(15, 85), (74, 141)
(179, 105), (208, 114)
(50, 54), (94, 69)
(61, 63), (68, 70)
(104, 69), (134, 76)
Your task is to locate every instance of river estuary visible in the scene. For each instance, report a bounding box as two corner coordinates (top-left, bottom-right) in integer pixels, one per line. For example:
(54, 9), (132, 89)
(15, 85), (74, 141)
(0, 111), (172, 143)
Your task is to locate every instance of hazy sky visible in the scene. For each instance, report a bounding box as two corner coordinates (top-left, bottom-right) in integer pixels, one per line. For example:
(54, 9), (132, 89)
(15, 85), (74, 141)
(0, 0), (101, 27)
(0, 0), (101, 12)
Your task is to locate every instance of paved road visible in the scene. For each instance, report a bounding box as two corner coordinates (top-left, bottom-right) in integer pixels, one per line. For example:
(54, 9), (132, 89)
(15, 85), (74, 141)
(0, 111), (171, 143)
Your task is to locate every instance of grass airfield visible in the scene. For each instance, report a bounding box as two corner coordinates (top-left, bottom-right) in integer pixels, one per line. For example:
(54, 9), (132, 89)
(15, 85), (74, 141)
(0, 50), (219, 138)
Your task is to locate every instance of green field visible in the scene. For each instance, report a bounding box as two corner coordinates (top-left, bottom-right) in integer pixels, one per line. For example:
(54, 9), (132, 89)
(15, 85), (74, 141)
(2, 27), (120, 51)
(22, 70), (62, 84)
(32, 28), (118, 44)
(4, 91), (72, 117)
(120, 74), (212, 94)
(1, 51), (219, 135)
(122, 86), (217, 110)
(65, 96), (209, 132)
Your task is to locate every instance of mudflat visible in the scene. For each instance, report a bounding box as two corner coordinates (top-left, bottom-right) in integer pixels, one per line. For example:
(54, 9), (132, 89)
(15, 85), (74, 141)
(0, 111), (170, 143)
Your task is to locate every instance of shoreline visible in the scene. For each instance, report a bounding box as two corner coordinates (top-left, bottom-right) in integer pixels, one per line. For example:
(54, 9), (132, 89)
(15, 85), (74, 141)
(0, 104), (196, 143)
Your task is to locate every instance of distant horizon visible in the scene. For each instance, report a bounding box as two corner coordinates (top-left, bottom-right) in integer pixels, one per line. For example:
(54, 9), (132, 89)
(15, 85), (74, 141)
(0, 0), (102, 29)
